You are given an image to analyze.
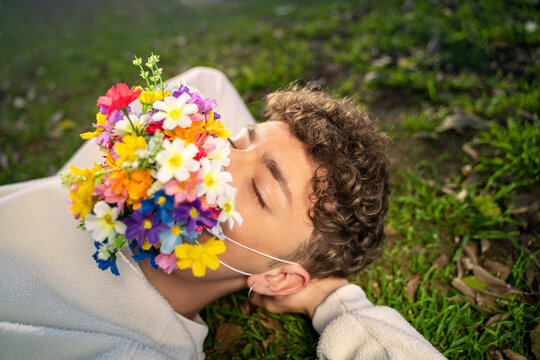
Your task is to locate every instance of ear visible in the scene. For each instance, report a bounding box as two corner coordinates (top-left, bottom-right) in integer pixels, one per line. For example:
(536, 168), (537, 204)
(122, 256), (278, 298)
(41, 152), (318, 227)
(247, 264), (310, 299)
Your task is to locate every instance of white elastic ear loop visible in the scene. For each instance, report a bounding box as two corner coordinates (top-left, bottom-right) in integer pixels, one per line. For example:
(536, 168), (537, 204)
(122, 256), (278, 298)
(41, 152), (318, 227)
(223, 235), (299, 265)
(220, 261), (252, 276)
(219, 235), (300, 277)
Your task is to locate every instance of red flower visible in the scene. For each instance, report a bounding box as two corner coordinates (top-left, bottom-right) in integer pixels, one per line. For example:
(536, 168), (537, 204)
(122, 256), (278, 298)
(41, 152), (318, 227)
(146, 121), (164, 134)
(97, 83), (142, 113)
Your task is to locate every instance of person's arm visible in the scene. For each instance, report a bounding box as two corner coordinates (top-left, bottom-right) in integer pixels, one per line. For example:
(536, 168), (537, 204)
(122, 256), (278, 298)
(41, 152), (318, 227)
(251, 279), (446, 360)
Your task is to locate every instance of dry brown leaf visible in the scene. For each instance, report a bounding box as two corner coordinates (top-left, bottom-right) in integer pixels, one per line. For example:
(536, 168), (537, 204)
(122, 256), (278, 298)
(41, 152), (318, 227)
(433, 254), (449, 270)
(451, 278), (499, 312)
(508, 193), (540, 215)
(407, 275), (422, 303)
(531, 323), (540, 360)
(502, 349), (527, 360)
(486, 313), (503, 327)
(480, 238), (491, 254)
(472, 265), (508, 287)
(214, 322), (241, 353)
(464, 241), (479, 265)
(372, 281), (382, 297)
(258, 312), (284, 333)
(441, 184), (458, 195)
(472, 265), (522, 296)
(462, 143), (478, 160)
(457, 257), (464, 279)
(451, 278), (476, 301)
(475, 293), (498, 313)
(456, 188), (468, 201)
(238, 300), (251, 316)
(483, 259), (511, 281)
(462, 256), (476, 271)
(486, 350), (504, 360)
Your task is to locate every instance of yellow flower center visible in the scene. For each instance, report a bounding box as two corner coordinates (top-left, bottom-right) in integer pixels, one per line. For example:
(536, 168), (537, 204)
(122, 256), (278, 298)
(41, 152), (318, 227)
(204, 174), (215, 187)
(171, 225), (183, 236)
(142, 219), (153, 229)
(168, 154), (181, 167)
(223, 202), (233, 213)
(157, 196), (167, 206)
(169, 109), (182, 120)
(104, 214), (114, 225)
(189, 207), (200, 218)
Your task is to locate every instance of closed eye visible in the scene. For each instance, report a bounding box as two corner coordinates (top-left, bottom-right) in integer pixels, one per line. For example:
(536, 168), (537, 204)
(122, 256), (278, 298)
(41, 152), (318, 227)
(251, 178), (266, 209)
(227, 138), (237, 149)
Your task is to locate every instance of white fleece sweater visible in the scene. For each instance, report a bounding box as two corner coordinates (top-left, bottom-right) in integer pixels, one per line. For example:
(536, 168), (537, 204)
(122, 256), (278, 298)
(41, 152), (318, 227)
(0, 67), (446, 359)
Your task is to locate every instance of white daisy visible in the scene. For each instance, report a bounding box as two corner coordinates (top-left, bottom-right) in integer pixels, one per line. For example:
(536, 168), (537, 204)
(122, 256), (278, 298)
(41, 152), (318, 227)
(85, 201), (126, 242)
(196, 157), (232, 205)
(152, 93), (198, 130)
(113, 113), (151, 136)
(204, 136), (231, 167)
(217, 185), (243, 230)
(155, 138), (200, 183)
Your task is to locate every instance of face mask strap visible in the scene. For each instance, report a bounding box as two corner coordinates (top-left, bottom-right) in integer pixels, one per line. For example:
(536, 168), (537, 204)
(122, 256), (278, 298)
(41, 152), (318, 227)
(223, 236), (300, 266)
(220, 260), (252, 276)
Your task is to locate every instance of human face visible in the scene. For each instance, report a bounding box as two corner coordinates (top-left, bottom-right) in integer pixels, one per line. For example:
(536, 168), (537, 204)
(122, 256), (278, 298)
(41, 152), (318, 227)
(216, 121), (316, 277)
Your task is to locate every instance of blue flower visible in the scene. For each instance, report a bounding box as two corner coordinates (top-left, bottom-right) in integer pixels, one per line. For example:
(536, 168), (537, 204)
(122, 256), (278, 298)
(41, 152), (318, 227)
(132, 246), (160, 269)
(159, 221), (200, 254)
(139, 190), (174, 223)
(92, 241), (120, 276)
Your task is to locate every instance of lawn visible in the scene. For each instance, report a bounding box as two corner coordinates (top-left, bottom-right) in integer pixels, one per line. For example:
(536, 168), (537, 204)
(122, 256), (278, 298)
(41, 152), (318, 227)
(1, 0), (538, 358)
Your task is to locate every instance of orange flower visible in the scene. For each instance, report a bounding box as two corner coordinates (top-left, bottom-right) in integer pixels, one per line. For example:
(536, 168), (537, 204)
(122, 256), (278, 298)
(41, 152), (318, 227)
(106, 170), (129, 197)
(164, 119), (205, 144)
(163, 110), (229, 143)
(127, 170), (152, 203)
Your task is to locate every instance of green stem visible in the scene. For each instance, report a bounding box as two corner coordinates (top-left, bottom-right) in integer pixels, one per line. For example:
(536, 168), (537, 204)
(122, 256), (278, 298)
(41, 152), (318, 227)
(122, 108), (138, 136)
(138, 63), (151, 89)
(94, 168), (116, 178)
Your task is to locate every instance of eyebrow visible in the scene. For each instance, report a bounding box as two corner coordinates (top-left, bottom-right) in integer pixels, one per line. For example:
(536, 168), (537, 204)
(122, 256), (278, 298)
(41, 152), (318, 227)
(260, 151), (292, 207)
(247, 124), (258, 143)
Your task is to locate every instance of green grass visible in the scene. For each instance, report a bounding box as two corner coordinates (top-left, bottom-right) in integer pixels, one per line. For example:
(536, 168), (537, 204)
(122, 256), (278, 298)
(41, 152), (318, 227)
(1, 0), (539, 358)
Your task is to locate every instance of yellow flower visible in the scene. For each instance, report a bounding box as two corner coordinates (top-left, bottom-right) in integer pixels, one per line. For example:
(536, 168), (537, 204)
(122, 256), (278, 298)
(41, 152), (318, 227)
(205, 111), (230, 138)
(80, 113), (106, 140)
(174, 237), (226, 277)
(115, 134), (147, 165)
(67, 163), (101, 220)
(137, 87), (171, 105)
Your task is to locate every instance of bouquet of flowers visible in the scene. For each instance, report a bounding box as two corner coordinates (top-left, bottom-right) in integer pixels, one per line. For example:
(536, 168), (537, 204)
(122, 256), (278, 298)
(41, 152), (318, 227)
(60, 54), (242, 277)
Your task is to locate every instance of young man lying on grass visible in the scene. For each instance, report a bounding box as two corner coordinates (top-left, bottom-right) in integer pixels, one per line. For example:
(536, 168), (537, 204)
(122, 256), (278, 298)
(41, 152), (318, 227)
(0, 67), (445, 359)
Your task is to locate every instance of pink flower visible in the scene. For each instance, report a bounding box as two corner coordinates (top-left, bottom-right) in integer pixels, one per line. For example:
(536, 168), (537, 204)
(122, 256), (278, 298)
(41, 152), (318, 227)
(164, 174), (202, 205)
(155, 253), (178, 274)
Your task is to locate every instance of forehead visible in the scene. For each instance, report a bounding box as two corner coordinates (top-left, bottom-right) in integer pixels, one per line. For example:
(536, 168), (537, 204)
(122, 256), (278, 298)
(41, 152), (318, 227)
(257, 121), (315, 235)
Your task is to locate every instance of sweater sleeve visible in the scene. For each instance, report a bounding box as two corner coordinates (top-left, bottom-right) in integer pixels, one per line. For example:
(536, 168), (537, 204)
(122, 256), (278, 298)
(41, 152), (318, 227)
(312, 284), (446, 360)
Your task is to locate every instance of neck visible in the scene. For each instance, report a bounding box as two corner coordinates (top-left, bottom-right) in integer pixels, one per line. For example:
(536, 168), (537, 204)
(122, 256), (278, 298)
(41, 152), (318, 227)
(139, 259), (246, 320)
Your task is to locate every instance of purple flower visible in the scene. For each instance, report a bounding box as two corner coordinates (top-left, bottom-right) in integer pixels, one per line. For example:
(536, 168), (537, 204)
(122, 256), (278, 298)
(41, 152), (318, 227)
(172, 84), (191, 98)
(188, 92), (217, 115)
(124, 211), (169, 247)
(173, 199), (218, 233)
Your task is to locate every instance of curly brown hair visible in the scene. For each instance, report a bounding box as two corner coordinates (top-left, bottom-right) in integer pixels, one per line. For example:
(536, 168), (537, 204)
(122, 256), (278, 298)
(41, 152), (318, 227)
(264, 87), (390, 278)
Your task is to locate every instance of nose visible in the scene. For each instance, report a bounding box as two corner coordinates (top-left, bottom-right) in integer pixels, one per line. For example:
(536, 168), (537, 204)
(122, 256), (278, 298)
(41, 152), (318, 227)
(226, 146), (256, 188)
